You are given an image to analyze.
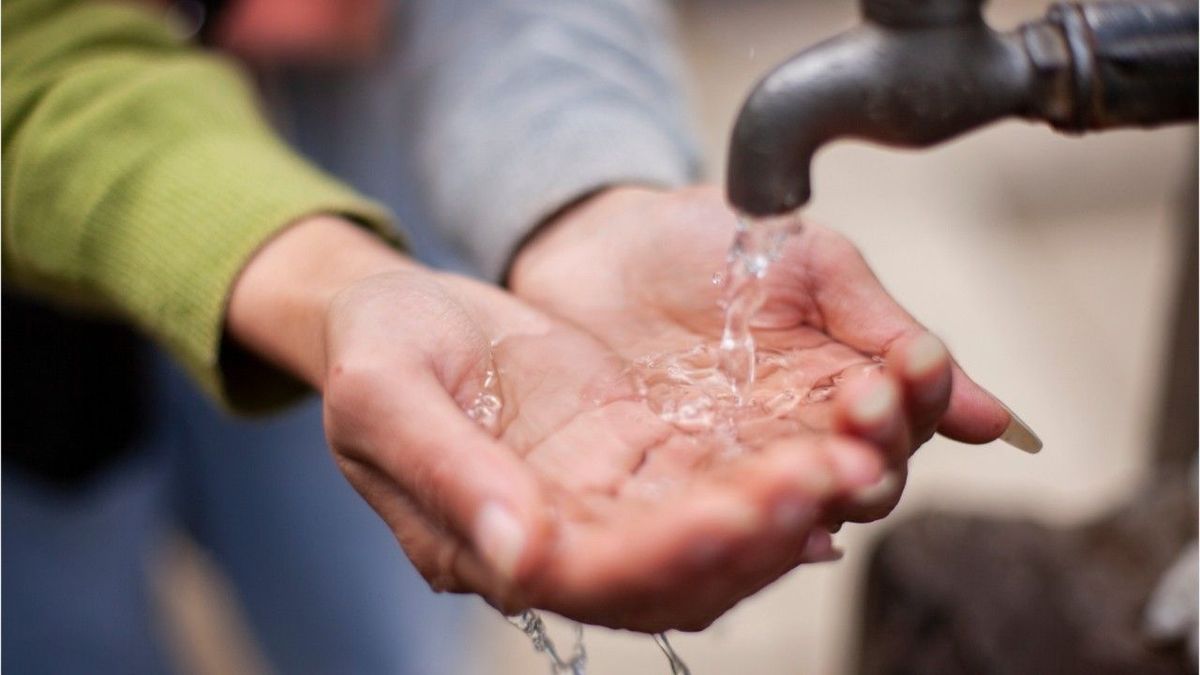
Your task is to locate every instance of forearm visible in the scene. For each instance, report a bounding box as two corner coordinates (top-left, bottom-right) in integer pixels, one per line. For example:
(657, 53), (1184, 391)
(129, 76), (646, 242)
(227, 216), (417, 389)
(2, 0), (394, 409)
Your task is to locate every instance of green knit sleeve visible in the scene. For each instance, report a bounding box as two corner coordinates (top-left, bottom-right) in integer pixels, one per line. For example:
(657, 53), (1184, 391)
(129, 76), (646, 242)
(2, 0), (398, 413)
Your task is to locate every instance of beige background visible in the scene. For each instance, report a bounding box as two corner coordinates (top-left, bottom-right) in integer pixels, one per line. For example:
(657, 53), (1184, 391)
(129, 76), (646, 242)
(161, 1), (1196, 673)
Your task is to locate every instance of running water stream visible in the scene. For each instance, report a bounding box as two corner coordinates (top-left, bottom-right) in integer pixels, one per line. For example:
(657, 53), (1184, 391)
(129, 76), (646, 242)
(506, 610), (587, 675)
(716, 213), (804, 402)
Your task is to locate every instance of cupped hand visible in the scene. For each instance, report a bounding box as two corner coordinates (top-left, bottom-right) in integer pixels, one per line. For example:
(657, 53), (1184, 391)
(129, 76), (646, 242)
(510, 186), (1038, 524)
(321, 269), (893, 632)
(228, 216), (895, 632)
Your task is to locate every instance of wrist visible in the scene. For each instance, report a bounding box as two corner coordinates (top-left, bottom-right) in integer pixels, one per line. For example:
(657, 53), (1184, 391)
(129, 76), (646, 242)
(227, 214), (416, 388)
(508, 185), (662, 294)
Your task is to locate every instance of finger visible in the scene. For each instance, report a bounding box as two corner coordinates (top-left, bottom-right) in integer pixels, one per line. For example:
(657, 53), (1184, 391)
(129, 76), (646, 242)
(534, 436), (882, 626)
(828, 464), (908, 525)
(799, 227), (924, 355)
(704, 434), (884, 559)
(799, 228), (1036, 451)
(834, 373), (910, 465)
(886, 331), (952, 446)
(699, 437), (883, 595)
(335, 364), (551, 589)
(794, 528), (843, 564)
(829, 375), (913, 524)
(937, 367), (1042, 453)
(603, 438), (878, 632)
(534, 489), (763, 627)
(336, 453), (502, 595)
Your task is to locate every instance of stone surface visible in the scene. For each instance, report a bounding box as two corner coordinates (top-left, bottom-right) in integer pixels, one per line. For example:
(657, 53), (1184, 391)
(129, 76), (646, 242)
(856, 476), (1197, 675)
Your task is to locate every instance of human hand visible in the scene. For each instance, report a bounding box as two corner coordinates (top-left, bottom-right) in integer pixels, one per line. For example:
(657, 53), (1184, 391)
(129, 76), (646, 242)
(227, 216), (893, 632)
(510, 186), (1040, 525)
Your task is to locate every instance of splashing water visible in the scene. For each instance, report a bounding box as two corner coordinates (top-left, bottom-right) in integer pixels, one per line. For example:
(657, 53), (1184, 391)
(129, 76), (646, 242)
(507, 611), (587, 675)
(654, 633), (692, 675)
(627, 211), (835, 459)
(465, 366), (503, 433)
(630, 341), (824, 463)
(718, 213), (803, 401)
(627, 210), (893, 469)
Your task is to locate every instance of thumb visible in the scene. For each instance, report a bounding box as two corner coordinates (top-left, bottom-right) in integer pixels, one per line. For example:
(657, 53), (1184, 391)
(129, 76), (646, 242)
(368, 368), (550, 586)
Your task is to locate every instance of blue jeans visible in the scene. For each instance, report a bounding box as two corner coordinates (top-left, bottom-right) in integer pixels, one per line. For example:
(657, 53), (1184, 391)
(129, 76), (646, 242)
(3, 352), (476, 674)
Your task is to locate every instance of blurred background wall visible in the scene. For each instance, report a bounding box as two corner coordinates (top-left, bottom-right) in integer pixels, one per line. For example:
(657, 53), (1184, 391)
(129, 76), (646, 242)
(157, 1), (1195, 672)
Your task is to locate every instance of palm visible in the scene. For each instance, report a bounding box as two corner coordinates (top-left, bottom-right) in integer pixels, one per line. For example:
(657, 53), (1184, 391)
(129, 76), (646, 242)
(512, 186), (923, 451)
(437, 284), (876, 631)
(510, 186), (1017, 535)
(324, 271), (876, 632)
(323, 187), (1013, 632)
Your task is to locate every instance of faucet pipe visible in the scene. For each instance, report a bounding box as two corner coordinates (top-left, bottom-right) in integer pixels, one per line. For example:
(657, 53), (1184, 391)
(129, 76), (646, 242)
(726, 0), (1198, 217)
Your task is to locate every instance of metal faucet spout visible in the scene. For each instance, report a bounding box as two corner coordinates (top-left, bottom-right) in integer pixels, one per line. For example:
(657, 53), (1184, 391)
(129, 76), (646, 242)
(726, 0), (1198, 217)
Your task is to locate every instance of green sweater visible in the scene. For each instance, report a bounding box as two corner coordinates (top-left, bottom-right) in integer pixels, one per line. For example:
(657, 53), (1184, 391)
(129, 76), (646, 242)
(2, 0), (393, 412)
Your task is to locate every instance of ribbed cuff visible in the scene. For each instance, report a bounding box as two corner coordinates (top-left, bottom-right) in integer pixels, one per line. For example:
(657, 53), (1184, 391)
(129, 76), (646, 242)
(87, 133), (395, 413)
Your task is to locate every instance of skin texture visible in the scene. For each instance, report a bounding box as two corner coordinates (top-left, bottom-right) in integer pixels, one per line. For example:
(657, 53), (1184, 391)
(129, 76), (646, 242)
(510, 185), (1014, 524)
(209, 0), (386, 64)
(226, 197), (1006, 631)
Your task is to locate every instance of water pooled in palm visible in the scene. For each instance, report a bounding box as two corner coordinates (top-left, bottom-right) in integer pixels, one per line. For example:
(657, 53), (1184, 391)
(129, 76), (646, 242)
(465, 366), (502, 432)
(628, 212), (818, 458)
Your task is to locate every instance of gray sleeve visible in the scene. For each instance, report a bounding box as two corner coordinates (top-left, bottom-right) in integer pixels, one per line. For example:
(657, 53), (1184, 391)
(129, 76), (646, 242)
(408, 0), (704, 280)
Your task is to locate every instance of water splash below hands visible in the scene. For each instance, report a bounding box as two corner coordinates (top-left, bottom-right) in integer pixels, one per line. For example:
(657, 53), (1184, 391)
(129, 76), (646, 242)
(653, 633), (692, 675)
(506, 611), (587, 675)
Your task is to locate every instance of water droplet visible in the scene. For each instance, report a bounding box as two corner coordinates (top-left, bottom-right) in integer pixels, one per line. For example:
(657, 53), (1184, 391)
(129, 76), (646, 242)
(507, 611), (586, 674)
(805, 384), (836, 403)
(464, 367), (503, 433)
(654, 632), (692, 675)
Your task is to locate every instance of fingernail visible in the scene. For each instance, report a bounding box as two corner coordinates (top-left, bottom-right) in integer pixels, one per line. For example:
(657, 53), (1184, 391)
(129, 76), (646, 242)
(852, 379), (897, 426)
(773, 497), (814, 531)
(905, 333), (947, 378)
(850, 469), (901, 507)
(475, 502), (527, 581)
(999, 404), (1043, 454)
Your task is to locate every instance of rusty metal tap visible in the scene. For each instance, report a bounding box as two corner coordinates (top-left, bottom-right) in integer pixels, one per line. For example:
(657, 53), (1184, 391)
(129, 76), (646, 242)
(725, 0), (1198, 217)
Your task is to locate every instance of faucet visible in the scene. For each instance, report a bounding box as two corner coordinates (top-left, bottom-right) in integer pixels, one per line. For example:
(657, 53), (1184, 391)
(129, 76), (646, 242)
(725, 0), (1198, 217)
